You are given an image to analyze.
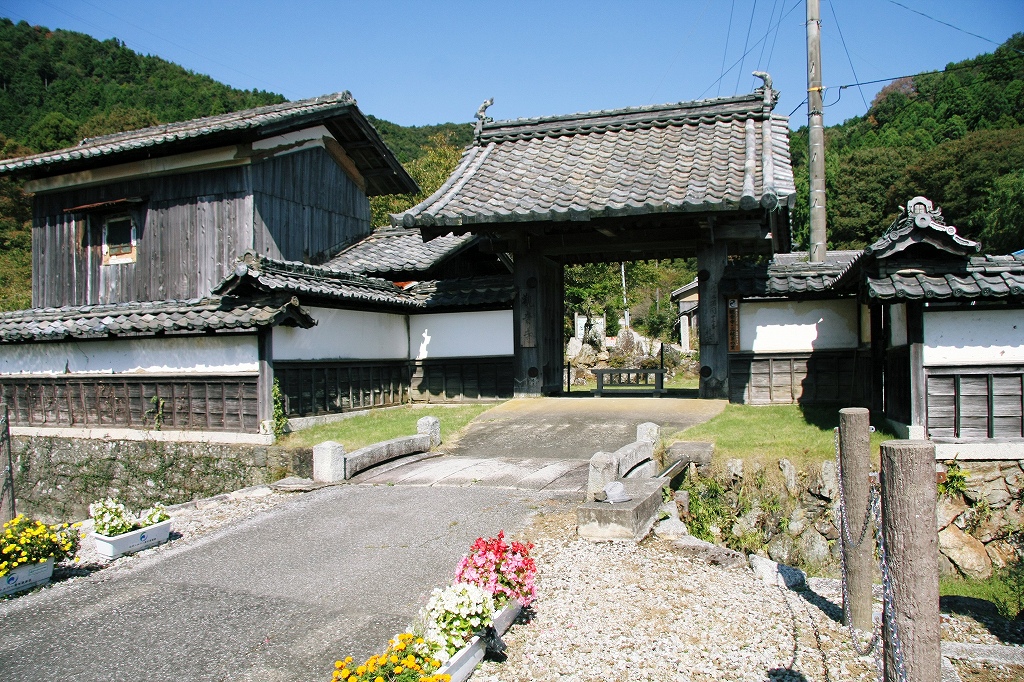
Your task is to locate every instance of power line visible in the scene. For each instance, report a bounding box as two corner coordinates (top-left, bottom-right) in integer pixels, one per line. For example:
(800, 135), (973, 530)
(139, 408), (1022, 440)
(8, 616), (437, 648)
(718, 0), (737, 97)
(886, 0), (1024, 54)
(831, 52), (1024, 91)
(700, 0), (803, 100)
(827, 0), (869, 110)
(763, 0), (786, 76)
(734, 0), (759, 94)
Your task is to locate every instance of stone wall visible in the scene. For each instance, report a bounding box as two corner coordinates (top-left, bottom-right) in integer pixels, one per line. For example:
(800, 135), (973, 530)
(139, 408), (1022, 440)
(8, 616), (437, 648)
(936, 459), (1023, 580)
(674, 448), (1023, 577)
(10, 435), (311, 523)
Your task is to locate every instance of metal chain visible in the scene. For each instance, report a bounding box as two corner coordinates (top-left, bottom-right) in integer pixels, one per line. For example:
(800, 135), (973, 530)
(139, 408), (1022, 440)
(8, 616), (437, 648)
(873, 492), (908, 682)
(833, 427), (907, 682)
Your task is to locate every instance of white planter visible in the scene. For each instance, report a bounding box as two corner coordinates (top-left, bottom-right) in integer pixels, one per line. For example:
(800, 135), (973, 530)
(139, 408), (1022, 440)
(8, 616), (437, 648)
(91, 519), (172, 559)
(435, 601), (524, 682)
(1, 557), (54, 597)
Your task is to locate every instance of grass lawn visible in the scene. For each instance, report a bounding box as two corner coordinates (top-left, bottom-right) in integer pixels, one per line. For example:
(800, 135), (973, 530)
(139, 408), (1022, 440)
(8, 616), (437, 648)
(276, 403), (497, 451)
(941, 573), (1023, 619)
(670, 403), (899, 470)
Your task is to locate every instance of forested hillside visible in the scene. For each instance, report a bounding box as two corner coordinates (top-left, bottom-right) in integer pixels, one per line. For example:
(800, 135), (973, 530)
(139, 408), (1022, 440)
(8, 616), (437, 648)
(790, 33), (1024, 253)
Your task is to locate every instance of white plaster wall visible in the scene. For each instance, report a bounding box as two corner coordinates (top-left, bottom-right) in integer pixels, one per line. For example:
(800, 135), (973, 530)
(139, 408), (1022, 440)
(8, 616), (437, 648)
(409, 310), (514, 359)
(739, 299), (858, 352)
(890, 304), (908, 347)
(923, 308), (1024, 366)
(0, 335), (258, 375)
(273, 307), (409, 361)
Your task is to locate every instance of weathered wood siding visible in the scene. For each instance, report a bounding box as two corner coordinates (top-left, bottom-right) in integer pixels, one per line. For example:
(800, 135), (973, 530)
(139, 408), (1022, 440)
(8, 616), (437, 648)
(728, 350), (871, 406)
(0, 374), (259, 432)
(32, 167), (253, 307)
(884, 346), (912, 425)
(252, 146), (371, 263)
(926, 366), (1024, 439)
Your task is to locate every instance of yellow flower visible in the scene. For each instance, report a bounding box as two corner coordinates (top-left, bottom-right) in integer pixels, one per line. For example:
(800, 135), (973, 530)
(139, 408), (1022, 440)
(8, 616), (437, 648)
(356, 666), (366, 676)
(340, 670), (350, 679)
(389, 655), (399, 664)
(374, 677), (384, 682)
(394, 667), (404, 674)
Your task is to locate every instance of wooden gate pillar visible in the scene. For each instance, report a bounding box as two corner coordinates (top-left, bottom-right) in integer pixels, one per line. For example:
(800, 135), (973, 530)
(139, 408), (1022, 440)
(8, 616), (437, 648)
(513, 250), (563, 397)
(697, 240), (729, 399)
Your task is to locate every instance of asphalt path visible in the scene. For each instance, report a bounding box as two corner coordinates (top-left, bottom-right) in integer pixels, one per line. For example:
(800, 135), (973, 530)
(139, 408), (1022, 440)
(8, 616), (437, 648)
(0, 485), (554, 682)
(446, 397), (727, 460)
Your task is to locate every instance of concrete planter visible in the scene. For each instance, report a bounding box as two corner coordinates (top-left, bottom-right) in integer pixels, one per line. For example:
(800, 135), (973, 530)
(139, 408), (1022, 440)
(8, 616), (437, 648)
(1, 557), (54, 597)
(92, 519), (172, 560)
(435, 600), (523, 682)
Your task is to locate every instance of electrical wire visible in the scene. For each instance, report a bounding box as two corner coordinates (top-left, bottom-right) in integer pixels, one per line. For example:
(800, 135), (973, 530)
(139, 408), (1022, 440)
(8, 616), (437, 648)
(764, 0), (786, 76)
(831, 52), (1023, 91)
(886, 0), (1024, 55)
(734, 0), (760, 94)
(700, 0), (803, 100)
(647, 0), (714, 104)
(827, 0), (869, 111)
(753, 0), (782, 87)
(787, 98), (808, 118)
(718, 0), (737, 97)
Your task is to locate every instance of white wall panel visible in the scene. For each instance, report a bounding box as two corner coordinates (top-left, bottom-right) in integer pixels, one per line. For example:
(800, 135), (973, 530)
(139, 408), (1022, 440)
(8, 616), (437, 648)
(0, 335), (258, 375)
(923, 308), (1024, 365)
(273, 307), (408, 361)
(409, 310), (513, 359)
(739, 299), (858, 352)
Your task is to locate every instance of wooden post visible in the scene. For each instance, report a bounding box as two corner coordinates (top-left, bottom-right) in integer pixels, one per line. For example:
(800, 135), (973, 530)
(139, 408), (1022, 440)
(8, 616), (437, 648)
(839, 407), (873, 632)
(880, 439), (940, 682)
(907, 302), (926, 432)
(696, 239), (728, 399)
(257, 329), (274, 432)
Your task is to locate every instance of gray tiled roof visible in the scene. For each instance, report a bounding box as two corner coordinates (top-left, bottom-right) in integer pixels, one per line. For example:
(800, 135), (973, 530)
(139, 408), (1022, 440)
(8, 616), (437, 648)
(216, 254), (513, 309)
(867, 255), (1024, 301)
(0, 297), (313, 343)
(0, 92), (417, 196)
(723, 251), (863, 298)
(325, 227), (477, 276)
(393, 90), (796, 229)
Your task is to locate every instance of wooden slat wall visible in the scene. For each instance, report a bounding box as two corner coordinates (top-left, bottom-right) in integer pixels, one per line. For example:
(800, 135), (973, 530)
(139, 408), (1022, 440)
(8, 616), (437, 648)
(926, 366), (1024, 439)
(410, 358), (514, 404)
(275, 361), (408, 417)
(33, 168), (250, 308)
(275, 358), (515, 416)
(0, 375), (259, 432)
(728, 350), (871, 406)
(251, 147), (371, 263)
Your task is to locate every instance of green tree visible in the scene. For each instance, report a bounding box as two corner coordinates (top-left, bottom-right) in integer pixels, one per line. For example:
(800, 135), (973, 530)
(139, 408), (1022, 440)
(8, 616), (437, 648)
(979, 169), (1024, 254)
(370, 132), (464, 227)
(77, 105), (159, 139)
(25, 111), (78, 151)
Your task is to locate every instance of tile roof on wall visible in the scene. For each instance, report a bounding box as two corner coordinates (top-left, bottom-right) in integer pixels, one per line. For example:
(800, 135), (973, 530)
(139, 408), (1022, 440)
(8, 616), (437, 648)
(866, 255), (1024, 301)
(215, 253), (513, 310)
(393, 89), (796, 229)
(723, 251), (863, 298)
(325, 227), (478, 276)
(0, 297), (313, 343)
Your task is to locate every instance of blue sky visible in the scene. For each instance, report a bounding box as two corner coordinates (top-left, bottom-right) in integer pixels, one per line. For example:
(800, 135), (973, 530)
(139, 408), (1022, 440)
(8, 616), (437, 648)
(2, 1), (1022, 129)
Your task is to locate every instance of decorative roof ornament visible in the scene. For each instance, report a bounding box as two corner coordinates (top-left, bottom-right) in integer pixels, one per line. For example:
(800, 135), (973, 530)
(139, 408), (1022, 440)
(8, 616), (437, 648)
(865, 195), (980, 259)
(474, 98), (494, 141)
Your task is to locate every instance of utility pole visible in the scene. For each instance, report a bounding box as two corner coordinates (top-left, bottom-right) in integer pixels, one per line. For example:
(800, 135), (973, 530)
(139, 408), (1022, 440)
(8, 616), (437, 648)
(620, 262), (630, 329)
(806, 0), (827, 262)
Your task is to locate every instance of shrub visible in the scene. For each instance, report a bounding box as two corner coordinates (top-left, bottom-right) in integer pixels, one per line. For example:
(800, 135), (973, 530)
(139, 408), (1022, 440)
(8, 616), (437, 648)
(939, 460), (968, 498)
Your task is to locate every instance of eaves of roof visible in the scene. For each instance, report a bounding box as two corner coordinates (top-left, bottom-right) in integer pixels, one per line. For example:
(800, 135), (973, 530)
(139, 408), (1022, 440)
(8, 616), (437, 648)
(325, 227), (478, 276)
(0, 297), (313, 343)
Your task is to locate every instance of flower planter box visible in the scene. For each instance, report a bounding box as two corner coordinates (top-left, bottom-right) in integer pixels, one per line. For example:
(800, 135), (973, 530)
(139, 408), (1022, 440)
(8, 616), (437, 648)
(435, 600), (523, 682)
(91, 519), (172, 560)
(1, 557), (54, 597)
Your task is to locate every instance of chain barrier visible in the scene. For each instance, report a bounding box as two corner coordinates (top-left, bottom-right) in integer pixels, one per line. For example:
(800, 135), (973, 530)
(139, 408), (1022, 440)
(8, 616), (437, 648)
(833, 427), (907, 682)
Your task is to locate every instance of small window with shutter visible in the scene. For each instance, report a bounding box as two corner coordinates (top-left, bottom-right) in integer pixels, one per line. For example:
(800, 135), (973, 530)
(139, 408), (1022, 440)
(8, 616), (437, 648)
(102, 214), (136, 265)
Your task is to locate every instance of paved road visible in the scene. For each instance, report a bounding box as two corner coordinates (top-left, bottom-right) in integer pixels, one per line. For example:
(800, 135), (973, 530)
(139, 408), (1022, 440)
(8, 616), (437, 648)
(0, 485), (555, 682)
(444, 397), (727, 460)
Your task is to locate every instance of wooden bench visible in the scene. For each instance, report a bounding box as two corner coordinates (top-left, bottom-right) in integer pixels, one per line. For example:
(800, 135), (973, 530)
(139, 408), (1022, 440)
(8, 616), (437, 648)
(592, 368), (666, 397)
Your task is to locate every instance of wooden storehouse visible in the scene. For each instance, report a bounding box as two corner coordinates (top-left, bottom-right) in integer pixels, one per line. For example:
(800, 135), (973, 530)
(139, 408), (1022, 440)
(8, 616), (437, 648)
(0, 94), (514, 438)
